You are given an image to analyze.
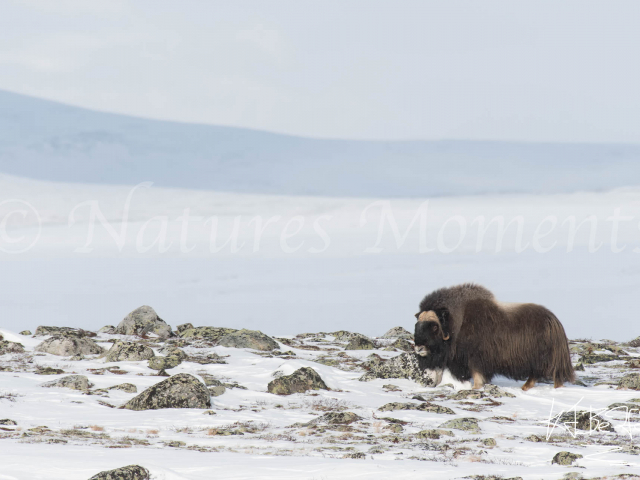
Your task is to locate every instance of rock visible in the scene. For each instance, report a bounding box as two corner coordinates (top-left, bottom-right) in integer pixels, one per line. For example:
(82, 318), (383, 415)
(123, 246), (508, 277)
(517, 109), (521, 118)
(157, 346), (188, 360)
(574, 363), (585, 371)
(70, 354), (85, 361)
(115, 306), (173, 338)
(34, 326), (94, 337)
(359, 352), (441, 387)
(552, 451), (583, 466)
(0, 419), (17, 425)
(178, 326), (237, 342)
(332, 330), (359, 341)
(208, 385), (226, 397)
(202, 410), (216, 415)
(105, 341), (155, 362)
(147, 355), (182, 371)
(310, 412), (362, 425)
(484, 384), (516, 398)
(42, 375), (93, 391)
(580, 353), (621, 364)
(551, 411), (615, 432)
(449, 390), (485, 400)
(439, 417), (481, 433)
(89, 465), (150, 480)
(176, 323), (194, 334)
(416, 429), (454, 439)
(482, 437), (497, 447)
(618, 373), (640, 390)
(199, 375), (227, 395)
(19, 330), (32, 336)
(123, 373), (210, 410)
(99, 325), (117, 334)
(187, 353), (227, 364)
(0, 340), (25, 354)
(35, 336), (104, 356)
(382, 326), (413, 339)
(379, 402), (455, 414)
(390, 338), (414, 352)
(108, 383), (138, 393)
(267, 367), (329, 395)
(345, 336), (374, 350)
(627, 336), (640, 348)
(217, 329), (279, 351)
(35, 366), (64, 375)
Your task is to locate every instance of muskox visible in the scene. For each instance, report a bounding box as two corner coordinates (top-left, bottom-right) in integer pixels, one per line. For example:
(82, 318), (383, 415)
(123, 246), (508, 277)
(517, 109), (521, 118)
(413, 283), (574, 390)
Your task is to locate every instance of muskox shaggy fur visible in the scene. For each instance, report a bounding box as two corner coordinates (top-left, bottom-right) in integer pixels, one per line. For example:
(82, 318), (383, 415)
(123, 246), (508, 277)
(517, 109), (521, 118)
(413, 283), (575, 390)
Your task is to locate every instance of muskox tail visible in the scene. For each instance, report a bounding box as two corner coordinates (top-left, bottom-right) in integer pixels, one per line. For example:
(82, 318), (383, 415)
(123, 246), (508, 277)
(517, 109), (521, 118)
(548, 313), (575, 384)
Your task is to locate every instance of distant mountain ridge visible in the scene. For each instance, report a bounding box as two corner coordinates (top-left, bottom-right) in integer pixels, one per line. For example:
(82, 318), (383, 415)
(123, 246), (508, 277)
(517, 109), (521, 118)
(1, 89), (639, 197)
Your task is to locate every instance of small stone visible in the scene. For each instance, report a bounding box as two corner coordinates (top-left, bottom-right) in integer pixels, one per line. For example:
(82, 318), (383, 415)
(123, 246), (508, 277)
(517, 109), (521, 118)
(89, 465), (150, 480)
(69, 354), (85, 361)
(115, 306), (173, 338)
(381, 326), (413, 339)
(481, 437), (497, 447)
(0, 340), (25, 354)
(35, 336), (104, 356)
(105, 341), (155, 362)
(311, 411), (362, 425)
(449, 390), (485, 400)
(202, 410), (217, 415)
(0, 419), (17, 425)
(35, 366), (64, 375)
(99, 325), (117, 334)
(627, 336), (640, 348)
(345, 336), (374, 350)
(208, 385), (226, 397)
(416, 429), (454, 439)
(552, 451), (583, 466)
(19, 330), (32, 336)
(147, 355), (182, 371)
(41, 375), (93, 391)
(157, 346), (188, 360)
(267, 367), (328, 395)
(551, 411), (615, 432)
(108, 383), (138, 394)
(176, 323), (194, 334)
(379, 402), (455, 414)
(123, 373), (210, 410)
(382, 384), (401, 392)
(34, 326), (95, 337)
(438, 417), (481, 433)
(484, 384), (516, 398)
(217, 329), (279, 351)
(618, 373), (640, 390)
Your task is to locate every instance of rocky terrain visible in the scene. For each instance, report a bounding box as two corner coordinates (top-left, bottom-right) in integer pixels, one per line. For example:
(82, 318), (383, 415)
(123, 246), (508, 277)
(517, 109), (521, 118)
(1, 306), (640, 479)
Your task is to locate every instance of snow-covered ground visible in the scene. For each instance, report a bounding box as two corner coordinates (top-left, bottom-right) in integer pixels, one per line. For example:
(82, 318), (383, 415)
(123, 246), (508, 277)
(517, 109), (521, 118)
(1, 327), (639, 480)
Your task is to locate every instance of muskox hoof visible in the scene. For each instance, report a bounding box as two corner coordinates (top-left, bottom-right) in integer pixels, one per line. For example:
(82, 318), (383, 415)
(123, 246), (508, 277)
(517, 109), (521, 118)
(522, 377), (537, 391)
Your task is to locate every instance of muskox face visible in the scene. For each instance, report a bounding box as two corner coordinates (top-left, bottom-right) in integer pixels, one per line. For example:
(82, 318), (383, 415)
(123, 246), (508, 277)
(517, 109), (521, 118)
(413, 309), (450, 370)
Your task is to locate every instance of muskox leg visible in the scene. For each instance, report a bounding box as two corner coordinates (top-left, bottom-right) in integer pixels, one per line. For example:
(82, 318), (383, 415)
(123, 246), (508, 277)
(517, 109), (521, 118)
(471, 371), (485, 390)
(553, 377), (565, 389)
(522, 376), (537, 391)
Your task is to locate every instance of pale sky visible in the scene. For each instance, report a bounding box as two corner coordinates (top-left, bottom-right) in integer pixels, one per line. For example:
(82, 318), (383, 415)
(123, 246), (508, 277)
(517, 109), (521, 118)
(2, 0), (640, 142)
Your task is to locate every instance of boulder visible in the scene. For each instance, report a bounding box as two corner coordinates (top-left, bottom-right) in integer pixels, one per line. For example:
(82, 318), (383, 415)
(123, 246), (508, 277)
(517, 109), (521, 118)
(105, 341), (155, 362)
(552, 451), (583, 466)
(390, 338), (414, 352)
(178, 326), (237, 341)
(267, 367), (328, 395)
(217, 329), (279, 351)
(310, 412), (362, 425)
(345, 336), (374, 350)
(627, 336), (640, 348)
(34, 326), (94, 337)
(123, 373), (210, 410)
(115, 306), (172, 338)
(416, 429), (454, 439)
(108, 383), (138, 394)
(89, 465), (150, 480)
(0, 340), (25, 354)
(618, 373), (640, 390)
(176, 323), (194, 334)
(359, 352), (442, 387)
(484, 384), (516, 398)
(35, 336), (104, 356)
(99, 325), (117, 334)
(439, 417), (481, 433)
(41, 375), (93, 391)
(148, 355), (182, 371)
(382, 327), (413, 339)
(551, 411), (615, 432)
(157, 346), (188, 360)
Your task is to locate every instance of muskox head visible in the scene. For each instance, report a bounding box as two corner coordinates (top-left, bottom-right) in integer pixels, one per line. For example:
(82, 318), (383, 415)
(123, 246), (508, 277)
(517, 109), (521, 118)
(413, 309), (450, 370)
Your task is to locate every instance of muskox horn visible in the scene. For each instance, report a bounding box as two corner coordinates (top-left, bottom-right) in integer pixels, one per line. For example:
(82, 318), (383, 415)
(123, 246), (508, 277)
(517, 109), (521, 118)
(418, 311), (450, 341)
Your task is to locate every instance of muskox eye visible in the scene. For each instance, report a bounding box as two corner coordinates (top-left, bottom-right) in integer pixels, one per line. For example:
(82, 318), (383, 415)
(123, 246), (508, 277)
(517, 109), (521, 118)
(431, 324), (438, 332)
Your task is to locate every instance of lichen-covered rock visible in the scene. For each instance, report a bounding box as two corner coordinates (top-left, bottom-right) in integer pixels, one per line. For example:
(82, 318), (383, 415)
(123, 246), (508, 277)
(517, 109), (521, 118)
(176, 323), (194, 334)
(311, 412), (362, 425)
(484, 384), (516, 398)
(618, 373), (640, 390)
(157, 346), (188, 360)
(89, 465), (150, 480)
(416, 429), (454, 439)
(217, 329), (279, 351)
(551, 411), (615, 432)
(345, 336), (374, 350)
(0, 340), (25, 354)
(359, 352), (442, 387)
(208, 384), (226, 397)
(448, 390), (485, 400)
(123, 373), (210, 410)
(379, 402), (455, 414)
(99, 325), (117, 334)
(627, 336), (640, 348)
(332, 330), (359, 341)
(35, 366), (64, 375)
(105, 341), (155, 362)
(108, 383), (138, 393)
(19, 330), (31, 336)
(178, 326), (237, 342)
(115, 306), (172, 338)
(439, 417), (481, 433)
(41, 375), (93, 391)
(148, 355), (182, 371)
(390, 338), (413, 352)
(267, 367), (328, 395)
(35, 336), (104, 356)
(382, 326), (413, 339)
(580, 353), (621, 364)
(34, 326), (94, 337)
(552, 451), (583, 466)
(0, 419), (17, 425)
(187, 352), (227, 365)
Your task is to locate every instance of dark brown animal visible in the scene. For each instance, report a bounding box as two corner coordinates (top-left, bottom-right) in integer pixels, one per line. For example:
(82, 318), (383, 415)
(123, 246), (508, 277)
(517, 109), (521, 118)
(413, 284), (575, 390)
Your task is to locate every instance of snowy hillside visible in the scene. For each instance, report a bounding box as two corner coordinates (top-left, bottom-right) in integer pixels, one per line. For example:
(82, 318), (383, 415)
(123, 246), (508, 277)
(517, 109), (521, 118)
(2, 90), (640, 197)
